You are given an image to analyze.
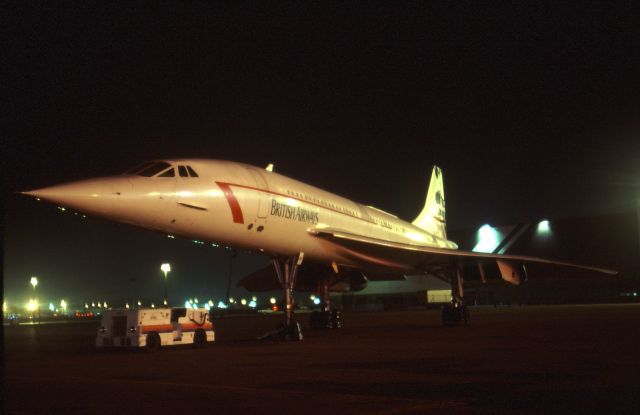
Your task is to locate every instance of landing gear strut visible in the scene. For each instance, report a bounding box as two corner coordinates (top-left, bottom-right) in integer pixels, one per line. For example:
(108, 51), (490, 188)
(260, 252), (305, 341)
(310, 277), (342, 329)
(442, 262), (470, 326)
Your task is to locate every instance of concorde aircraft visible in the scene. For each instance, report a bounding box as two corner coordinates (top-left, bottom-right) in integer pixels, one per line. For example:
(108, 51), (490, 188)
(24, 159), (616, 339)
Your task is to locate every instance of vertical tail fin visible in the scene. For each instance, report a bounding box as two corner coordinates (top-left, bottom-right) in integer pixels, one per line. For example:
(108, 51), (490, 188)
(412, 166), (447, 239)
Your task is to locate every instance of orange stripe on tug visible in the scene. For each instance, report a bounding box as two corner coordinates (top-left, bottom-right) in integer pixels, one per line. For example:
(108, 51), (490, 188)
(141, 324), (173, 333)
(180, 322), (213, 331)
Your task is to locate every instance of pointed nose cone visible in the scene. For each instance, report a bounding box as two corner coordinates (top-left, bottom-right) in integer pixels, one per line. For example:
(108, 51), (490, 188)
(22, 177), (127, 216)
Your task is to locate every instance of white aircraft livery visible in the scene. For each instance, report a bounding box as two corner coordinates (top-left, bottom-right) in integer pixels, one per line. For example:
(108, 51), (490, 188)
(24, 159), (616, 339)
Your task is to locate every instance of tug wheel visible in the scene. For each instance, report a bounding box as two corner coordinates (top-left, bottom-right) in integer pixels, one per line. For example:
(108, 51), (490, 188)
(193, 329), (207, 348)
(145, 332), (161, 353)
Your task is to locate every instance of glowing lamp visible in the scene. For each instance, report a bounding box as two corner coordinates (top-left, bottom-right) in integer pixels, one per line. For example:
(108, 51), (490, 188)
(472, 224), (500, 253)
(537, 220), (551, 234)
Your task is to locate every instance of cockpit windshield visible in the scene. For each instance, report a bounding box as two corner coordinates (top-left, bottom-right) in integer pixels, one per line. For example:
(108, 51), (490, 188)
(124, 161), (172, 177)
(124, 161), (200, 178)
(124, 161), (155, 174)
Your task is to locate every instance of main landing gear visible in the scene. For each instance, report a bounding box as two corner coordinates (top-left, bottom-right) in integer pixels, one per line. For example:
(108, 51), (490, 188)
(259, 252), (305, 341)
(310, 277), (342, 329)
(442, 262), (470, 326)
(441, 300), (470, 326)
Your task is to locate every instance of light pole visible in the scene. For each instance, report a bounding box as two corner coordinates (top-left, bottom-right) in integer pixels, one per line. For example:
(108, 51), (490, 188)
(30, 276), (39, 322)
(161, 263), (171, 306)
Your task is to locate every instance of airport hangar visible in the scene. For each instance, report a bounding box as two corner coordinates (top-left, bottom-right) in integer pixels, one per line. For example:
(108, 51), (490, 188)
(334, 208), (640, 310)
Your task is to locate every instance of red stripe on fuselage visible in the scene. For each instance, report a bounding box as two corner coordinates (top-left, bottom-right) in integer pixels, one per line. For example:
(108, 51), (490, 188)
(216, 181), (245, 224)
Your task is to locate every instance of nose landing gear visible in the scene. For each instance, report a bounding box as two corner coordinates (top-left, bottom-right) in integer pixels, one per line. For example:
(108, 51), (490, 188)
(260, 252), (305, 341)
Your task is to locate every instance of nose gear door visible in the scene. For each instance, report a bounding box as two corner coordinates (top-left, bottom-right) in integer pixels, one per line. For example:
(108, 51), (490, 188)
(245, 168), (270, 223)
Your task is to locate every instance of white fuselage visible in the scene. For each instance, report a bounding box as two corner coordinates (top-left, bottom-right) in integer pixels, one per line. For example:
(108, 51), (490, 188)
(27, 159), (457, 273)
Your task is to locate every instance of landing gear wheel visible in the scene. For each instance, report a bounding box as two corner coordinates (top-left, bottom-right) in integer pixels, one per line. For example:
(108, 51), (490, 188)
(441, 304), (470, 326)
(283, 322), (303, 341)
(193, 329), (206, 348)
(145, 332), (161, 352)
(330, 310), (342, 329)
(310, 310), (342, 329)
(259, 322), (302, 341)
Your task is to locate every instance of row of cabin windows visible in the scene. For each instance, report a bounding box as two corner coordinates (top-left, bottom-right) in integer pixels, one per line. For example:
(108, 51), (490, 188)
(126, 161), (199, 178)
(285, 189), (358, 217)
(283, 188), (402, 230)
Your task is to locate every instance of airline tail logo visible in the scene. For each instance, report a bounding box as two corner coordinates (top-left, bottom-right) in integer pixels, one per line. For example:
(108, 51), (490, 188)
(412, 166), (447, 239)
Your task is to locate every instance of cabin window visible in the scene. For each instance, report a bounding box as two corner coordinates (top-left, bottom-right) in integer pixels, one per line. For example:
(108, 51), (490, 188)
(178, 166), (189, 177)
(186, 166), (199, 177)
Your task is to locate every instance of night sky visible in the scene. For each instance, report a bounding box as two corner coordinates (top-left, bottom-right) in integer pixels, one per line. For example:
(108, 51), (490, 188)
(3, 2), (640, 306)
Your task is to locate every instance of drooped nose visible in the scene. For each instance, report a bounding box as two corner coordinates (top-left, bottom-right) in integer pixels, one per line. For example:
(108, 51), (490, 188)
(22, 176), (132, 216)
